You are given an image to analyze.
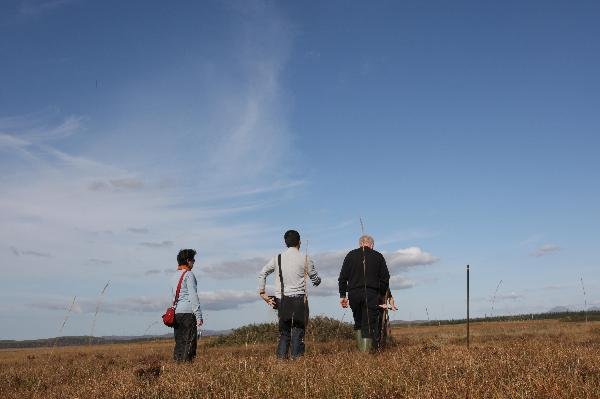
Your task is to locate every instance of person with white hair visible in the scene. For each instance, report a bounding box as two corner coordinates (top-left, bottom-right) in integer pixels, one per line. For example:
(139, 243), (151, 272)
(338, 235), (390, 351)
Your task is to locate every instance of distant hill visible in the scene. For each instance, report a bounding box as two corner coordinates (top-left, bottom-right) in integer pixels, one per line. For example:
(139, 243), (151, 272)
(0, 329), (230, 350)
(547, 306), (570, 313)
(390, 310), (600, 327)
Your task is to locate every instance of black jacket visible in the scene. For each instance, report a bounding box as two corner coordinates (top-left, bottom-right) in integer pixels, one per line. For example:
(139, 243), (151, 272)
(338, 247), (390, 297)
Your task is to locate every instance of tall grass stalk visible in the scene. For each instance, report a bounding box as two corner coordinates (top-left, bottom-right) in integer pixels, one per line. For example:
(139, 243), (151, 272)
(580, 277), (588, 323)
(490, 279), (503, 318)
(41, 296), (77, 391)
(90, 281), (110, 344)
(49, 296), (77, 358)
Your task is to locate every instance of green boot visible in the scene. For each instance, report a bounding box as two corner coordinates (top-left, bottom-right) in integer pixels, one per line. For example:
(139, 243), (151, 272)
(354, 329), (362, 350)
(358, 338), (373, 352)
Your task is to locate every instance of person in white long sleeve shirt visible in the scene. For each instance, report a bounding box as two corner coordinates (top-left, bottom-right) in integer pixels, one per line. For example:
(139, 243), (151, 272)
(258, 230), (321, 359)
(171, 249), (203, 362)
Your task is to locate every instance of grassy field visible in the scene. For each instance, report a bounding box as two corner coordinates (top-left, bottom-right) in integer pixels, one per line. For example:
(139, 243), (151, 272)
(1, 319), (599, 398)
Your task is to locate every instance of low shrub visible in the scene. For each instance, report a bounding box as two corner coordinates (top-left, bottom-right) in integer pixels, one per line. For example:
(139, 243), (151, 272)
(208, 316), (353, 347)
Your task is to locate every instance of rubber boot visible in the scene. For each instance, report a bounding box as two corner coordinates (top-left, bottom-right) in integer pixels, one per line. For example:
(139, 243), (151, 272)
(358, 337), (373, 352)
(354, 329), (362, 350)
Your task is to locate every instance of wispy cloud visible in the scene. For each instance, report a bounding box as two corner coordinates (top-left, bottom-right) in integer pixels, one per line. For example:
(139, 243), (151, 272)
(494, 292), (523, 301)
(9, 246), (52, 258)
(0, 4), (309, 338)
(519, 233), (543, 246)
(88, 258), (112, 266)
(0, 111), (83, 143)
(127, 227), (149, 234)
(30, 289), (260, 314)
(109, 178), (144, 190)
(0, 133), (30, 149)
(139, 241), (173, 249)
(543, 284), (568, 291)
(88, 178), (145, 192)
(531, 244), (561, 257)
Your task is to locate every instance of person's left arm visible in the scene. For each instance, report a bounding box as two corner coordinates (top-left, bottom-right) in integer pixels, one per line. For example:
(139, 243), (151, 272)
(379, 254), (390, 297)
(188, 272), (204, 326)
(306, 257), (321, 286)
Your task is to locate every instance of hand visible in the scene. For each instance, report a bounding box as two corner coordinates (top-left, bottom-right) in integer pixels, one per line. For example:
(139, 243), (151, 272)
(389, 297), (398, 311)
(340, 297), (349, 308)
(260, 293), (276, 308)
(378, 297), (398, 311)
(197, 319), (204, 327)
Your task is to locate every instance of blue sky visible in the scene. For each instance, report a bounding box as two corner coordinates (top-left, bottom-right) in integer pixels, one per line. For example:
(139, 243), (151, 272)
(1, 0), (598, 340)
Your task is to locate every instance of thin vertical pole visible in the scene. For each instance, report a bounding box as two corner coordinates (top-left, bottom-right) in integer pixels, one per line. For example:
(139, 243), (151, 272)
(467, 264), (470, 348)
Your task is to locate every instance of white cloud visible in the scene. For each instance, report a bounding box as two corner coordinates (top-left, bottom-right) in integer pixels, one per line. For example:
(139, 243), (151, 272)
(531, 244), (561, 257)
(389, 275), (415, 290)
(201, 247), (440, 280)
(198, 290), (259, 310)
(307, 274), (414, 296)
(386, 247), (439, 271)
(311, 251), (347, 276)
(202, 257), (269, 279)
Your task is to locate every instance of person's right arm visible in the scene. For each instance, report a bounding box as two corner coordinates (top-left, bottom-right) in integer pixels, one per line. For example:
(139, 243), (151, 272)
(338, 253), (351, 308)
(258, 257), (276, 306)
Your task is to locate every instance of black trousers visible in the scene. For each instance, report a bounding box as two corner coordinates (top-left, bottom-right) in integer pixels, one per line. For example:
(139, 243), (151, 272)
(348, 288), (380, 345)
(276, 295), (308, 359)
(173, 313), (197, 362)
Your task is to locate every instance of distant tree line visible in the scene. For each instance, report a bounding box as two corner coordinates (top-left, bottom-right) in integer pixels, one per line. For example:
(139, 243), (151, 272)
(391, 310), (600, 327)
(0, 335), (170, 350)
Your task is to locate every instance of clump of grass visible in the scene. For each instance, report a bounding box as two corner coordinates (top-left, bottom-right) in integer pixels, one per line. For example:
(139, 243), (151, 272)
(307, 315), (354, 342)
(208, 316), (353, 347)
(208, 322), (278, 347)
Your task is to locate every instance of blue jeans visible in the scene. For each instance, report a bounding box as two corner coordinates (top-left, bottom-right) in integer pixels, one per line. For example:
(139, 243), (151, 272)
(276, 295), (307, 359)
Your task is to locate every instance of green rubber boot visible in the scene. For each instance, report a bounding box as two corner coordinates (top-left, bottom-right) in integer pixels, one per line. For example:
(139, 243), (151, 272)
(354, 329), (362, 350)
(358, 338), (373, 352)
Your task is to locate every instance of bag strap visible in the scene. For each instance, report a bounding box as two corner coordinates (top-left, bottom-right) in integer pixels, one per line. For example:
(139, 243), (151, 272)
(277, 254), (284, 299)
(172, 270), (187, 306)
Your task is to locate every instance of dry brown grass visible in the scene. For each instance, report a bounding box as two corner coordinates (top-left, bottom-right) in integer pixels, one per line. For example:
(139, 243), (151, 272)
(1, 320), (599, 398)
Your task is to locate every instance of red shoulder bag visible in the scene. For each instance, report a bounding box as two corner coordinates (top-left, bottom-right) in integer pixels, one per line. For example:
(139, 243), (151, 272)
(162, 270), (187, 327)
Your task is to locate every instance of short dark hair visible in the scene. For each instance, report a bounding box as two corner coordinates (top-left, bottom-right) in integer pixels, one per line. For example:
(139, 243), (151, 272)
(284, 230), (300, 248)
(177, 249), (197, 265)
